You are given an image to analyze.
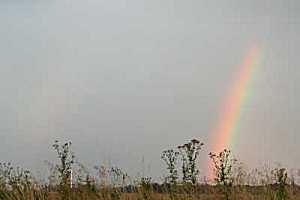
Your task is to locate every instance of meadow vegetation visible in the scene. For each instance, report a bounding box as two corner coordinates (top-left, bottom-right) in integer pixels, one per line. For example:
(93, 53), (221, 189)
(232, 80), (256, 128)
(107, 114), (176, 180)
(0, 139), (299, 200)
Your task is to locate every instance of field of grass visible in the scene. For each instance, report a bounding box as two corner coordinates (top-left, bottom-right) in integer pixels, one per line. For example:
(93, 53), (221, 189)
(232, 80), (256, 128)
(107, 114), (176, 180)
(1, 184), (300, 200)
(0, 139), (299, 200)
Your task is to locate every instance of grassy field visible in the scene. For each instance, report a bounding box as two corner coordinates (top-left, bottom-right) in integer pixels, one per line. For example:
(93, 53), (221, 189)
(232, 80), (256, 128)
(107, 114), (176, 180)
(1, 185), (300, 200)
(0, 139), (299, 200)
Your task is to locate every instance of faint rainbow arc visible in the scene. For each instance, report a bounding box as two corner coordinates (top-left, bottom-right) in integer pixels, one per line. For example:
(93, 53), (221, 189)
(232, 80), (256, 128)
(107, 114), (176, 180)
(210, 45), (260, 156)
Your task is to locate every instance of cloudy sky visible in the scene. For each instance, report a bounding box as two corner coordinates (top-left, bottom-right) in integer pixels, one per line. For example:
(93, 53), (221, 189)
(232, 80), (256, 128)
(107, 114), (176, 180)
(0, 0), (299, 179)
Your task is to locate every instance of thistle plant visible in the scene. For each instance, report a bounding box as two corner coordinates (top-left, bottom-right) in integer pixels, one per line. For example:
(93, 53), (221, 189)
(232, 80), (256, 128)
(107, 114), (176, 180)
(209, 149), (237, 200)
(209, 149), (237, 186)
(0, 162), (32, 189)
(161, 149), (179, 185)
(94, 165), (109, 187)
(272, 168), (288, 200)
(139, 177), (152, 200)
(52, 140), (75, 188)
(177, 139), (204, 184)
(109, 166), (128, 187)
(0, 162), (13, 189)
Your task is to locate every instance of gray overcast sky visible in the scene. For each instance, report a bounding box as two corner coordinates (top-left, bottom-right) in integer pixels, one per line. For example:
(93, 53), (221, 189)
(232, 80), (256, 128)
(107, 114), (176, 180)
(0, 0), (299, 179)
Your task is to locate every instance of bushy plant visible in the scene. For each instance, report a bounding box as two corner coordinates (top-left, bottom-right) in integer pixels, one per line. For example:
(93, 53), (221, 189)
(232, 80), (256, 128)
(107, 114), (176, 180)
(272, 168), (288, 200)
(0, 162), (49, 200)
(161, 149), (179, 185)
(139, 177), (152, 200)
(209, 149), (237, 200)
(52, 140), (75, 187)
(209, 149), (236, 186)
(177, 139), (204, 184)
(52, 140), (75, 199)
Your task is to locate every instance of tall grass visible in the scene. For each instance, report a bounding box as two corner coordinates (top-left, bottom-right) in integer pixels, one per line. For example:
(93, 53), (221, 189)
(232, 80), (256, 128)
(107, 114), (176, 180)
(0, 139), (299, 200)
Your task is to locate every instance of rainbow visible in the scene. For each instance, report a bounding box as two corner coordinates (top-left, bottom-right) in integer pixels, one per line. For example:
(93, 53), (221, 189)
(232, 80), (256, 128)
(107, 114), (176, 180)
(210, 45), (260, 156)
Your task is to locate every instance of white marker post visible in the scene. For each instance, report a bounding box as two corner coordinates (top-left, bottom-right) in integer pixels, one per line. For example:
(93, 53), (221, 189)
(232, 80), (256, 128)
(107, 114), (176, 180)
(70, 168), (73, 189)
